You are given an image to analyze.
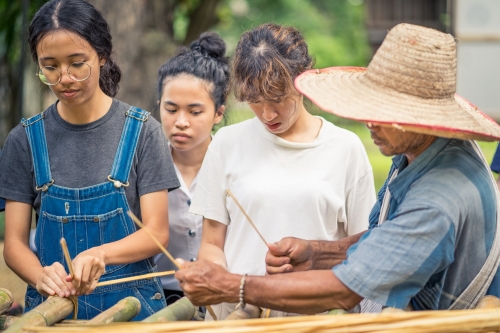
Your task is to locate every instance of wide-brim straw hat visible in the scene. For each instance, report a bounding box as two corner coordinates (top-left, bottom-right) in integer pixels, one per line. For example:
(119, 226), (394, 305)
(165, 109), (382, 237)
(295, 23), (500, 141)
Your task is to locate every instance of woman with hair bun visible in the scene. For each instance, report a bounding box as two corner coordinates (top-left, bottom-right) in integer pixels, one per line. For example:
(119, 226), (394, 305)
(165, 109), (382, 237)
(185, 23), (376, 319)
(0, 0), (180, 320)
(155, 32), (229, 305)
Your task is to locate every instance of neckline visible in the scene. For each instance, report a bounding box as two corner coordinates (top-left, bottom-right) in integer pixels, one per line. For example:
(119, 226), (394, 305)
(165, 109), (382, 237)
(51, 99), (119, 131)
(256, 116), (329, 149)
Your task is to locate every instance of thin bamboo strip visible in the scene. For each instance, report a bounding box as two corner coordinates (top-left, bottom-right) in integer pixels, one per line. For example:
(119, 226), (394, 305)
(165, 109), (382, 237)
(127, 211), (218, 321)
(20, 308), (500, 333)
(226, 189), (268, 245)
(96, 271), (175, 287)
(59, 238), (78, 319)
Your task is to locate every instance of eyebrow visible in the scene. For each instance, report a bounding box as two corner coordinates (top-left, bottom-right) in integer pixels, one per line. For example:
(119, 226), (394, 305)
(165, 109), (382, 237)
(163, 101), (205, 107)
(39, 53), (88, 61)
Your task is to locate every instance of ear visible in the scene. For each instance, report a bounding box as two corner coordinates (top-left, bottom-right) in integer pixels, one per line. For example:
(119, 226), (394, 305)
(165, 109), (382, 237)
(214, 105), (225, 125)
(157, 100), (160, 106)
(99, 56), (106, 67)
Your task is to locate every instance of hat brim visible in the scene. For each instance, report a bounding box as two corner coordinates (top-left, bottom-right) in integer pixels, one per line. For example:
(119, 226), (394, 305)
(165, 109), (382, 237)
(295, 67), (500, 142)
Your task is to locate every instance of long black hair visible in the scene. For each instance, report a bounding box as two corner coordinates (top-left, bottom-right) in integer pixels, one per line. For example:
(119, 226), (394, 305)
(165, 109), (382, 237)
(28, 0), (121, 97)
(157, 32), (230, 111)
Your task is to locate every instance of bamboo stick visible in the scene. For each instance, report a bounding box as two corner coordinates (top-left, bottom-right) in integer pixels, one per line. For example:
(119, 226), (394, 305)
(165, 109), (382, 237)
(86, 297), (141, 324)
(225, 304), (261, 320)
(127, 211), (218, 321)
(4, 296), (74, 333)
(59, 238), (78, 320)
(142, 297), (197, 322)
(0, 315), (17, 330)
(226, 189), (268, 245)
(0, 289), (13, 315)
(96, 271), (175, 287)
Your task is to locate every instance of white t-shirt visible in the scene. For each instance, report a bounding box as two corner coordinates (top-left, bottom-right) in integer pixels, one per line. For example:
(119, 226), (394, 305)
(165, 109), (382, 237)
(155, 163), (202, 290)
(190, 117), (376, 276)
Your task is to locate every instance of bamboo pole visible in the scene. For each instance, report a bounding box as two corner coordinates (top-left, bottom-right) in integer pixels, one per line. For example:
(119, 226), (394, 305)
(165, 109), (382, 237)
(142, 297), (197, 322)
(225, 304), (261, 320)
(127, 211), (218, 321)
(4, 296), (73, 333)
(0, 289), (13, 315)
(85, 297), (140, 324)
(0, 315), (18, 330)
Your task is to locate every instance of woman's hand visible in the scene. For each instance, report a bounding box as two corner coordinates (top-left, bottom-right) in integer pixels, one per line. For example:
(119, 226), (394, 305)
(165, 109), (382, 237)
(71, 247), (107, 295)
(35, 262), (75, 297)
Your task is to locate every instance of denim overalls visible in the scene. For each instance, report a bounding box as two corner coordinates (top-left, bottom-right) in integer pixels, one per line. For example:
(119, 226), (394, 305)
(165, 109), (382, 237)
(22, 107), (166, 320)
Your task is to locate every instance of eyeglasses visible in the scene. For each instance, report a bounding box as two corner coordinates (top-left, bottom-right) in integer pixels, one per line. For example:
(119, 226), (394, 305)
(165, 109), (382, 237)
(36, 57), (97, 86)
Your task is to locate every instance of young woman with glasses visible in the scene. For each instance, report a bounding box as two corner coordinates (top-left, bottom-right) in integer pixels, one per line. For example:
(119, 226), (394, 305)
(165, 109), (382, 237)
(0, 0), (180, 320)
(154, 32), (229, 306)
(186, 23), (376, 319)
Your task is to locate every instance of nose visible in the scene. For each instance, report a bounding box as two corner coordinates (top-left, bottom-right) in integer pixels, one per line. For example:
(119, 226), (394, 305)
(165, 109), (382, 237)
(262, 105), (277, 122)
(59, 67), (74, 85)
(175, 112), (189, 129)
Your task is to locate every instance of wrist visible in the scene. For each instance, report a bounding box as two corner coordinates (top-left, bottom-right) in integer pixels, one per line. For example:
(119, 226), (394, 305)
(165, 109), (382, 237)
(309, 240), (320, 269)
(222, 272), (242, 303)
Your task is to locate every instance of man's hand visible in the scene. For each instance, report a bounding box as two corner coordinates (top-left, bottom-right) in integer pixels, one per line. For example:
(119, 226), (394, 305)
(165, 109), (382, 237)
(265, 237), (314, 275)
(175, 259), (239, 305)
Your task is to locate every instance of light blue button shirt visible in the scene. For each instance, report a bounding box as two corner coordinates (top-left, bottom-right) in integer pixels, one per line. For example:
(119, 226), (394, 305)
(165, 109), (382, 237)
(334, 138), (500, 310)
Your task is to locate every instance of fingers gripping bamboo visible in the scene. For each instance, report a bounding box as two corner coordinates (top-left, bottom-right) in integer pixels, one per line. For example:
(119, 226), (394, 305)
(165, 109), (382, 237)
(59, 238), (78, 320)
(127, 211), (218, 321)
(226, 189), (268, 245)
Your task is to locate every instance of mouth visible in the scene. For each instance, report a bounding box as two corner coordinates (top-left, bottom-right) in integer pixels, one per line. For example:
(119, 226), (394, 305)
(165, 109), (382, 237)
(265, 122), (281, 131)
(60, 89), (78, 98)
(171, 133), (191, 142)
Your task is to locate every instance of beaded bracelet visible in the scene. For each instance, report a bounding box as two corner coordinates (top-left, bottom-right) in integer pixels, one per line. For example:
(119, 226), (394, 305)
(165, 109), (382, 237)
(238, 274), (247, 309)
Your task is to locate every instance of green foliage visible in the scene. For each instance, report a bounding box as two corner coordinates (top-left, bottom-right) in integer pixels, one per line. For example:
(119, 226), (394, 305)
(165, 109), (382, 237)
(0, 0), (47, 64)
(212, 0), (370, 67)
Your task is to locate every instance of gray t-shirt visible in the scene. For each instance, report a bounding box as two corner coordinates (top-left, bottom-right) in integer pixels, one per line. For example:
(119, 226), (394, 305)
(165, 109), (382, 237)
(0, 99), (180, 219)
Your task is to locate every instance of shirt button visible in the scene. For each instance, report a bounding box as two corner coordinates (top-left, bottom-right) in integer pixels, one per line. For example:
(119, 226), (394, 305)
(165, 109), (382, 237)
(93, 217), (99, 222)
(187, 199), (191, 206)
(190, 257), (197, 262)
(188, 230), (196, 237)
(153, 292), (162, 300)
(62, 218), (68, 223)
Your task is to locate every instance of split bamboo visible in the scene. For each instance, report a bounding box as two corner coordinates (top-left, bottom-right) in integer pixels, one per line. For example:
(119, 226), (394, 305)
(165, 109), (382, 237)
(225, 304), (261, 320)
(4, 296), (73, 333)
(0, 289), (13, 315)
(86, 297), (140, 324)
(0, 315), (17, 330)
(142, 297), (197, 322)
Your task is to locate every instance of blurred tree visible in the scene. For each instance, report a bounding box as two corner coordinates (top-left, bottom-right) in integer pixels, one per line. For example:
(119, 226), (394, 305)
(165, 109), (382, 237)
(0, 0), (47, 145)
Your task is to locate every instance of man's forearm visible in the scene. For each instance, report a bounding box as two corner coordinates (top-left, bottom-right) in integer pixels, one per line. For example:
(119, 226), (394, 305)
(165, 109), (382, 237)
(242, 271), (362, 314)
(311, 231), (367, 269)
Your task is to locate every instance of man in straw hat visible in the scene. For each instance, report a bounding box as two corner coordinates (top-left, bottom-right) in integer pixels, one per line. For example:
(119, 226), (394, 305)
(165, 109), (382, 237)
(175, 23), (500, 312)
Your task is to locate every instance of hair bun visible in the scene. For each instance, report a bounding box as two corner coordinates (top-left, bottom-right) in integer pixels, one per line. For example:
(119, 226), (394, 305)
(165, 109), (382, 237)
(190, 32), (226, 61)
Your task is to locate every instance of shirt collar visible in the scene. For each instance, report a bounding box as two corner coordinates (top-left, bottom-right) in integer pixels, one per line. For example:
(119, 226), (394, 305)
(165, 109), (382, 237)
(388, 137), (451, 202)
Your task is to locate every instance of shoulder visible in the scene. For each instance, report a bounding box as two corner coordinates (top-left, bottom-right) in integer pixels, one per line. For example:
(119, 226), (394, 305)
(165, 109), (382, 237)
(320, 119), (365, 148)
(214, 117), (256, 138)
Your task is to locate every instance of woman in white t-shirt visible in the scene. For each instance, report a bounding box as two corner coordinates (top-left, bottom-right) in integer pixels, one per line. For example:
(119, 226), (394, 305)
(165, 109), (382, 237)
(155, 32), (229, 305)
(189, 23), (376, 319)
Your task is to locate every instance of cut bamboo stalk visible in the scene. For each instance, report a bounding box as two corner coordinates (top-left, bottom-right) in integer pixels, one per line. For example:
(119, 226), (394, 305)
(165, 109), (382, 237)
(0, 315), (18, 330)
(4, 296), (73, 333)
(128, 211), (218, 321)
(85, 297), (140, 324)
(0, 289), (14, 315)
(142, 297), (197, 322)
(226, 189), (268, 245)
(475, 295), (500, 309)
(327, 308), (348, 315)
(225, 304), (261, 320)
(95, 270), (175, 287)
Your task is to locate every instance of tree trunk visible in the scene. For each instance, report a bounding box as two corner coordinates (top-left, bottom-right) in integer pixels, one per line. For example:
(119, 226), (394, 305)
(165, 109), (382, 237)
(86, 296), (141, 324)
(183, 0), (222, 45)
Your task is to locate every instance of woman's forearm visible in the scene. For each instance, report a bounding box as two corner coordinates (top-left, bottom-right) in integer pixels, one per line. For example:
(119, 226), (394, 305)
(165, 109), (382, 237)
(198, 242), (227, 267)
(4, 239), (44, 288)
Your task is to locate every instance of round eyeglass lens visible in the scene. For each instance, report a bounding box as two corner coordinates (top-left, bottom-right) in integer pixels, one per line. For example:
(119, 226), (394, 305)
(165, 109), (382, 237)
(38, 62), (92, 85)
(68, 62), (91, 81)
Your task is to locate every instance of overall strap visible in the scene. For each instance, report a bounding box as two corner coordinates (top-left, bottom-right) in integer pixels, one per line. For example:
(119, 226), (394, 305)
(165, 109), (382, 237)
(108, 107), (149, 187)
(22, 112), (54, 191)
(449, 141), (500, 309)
